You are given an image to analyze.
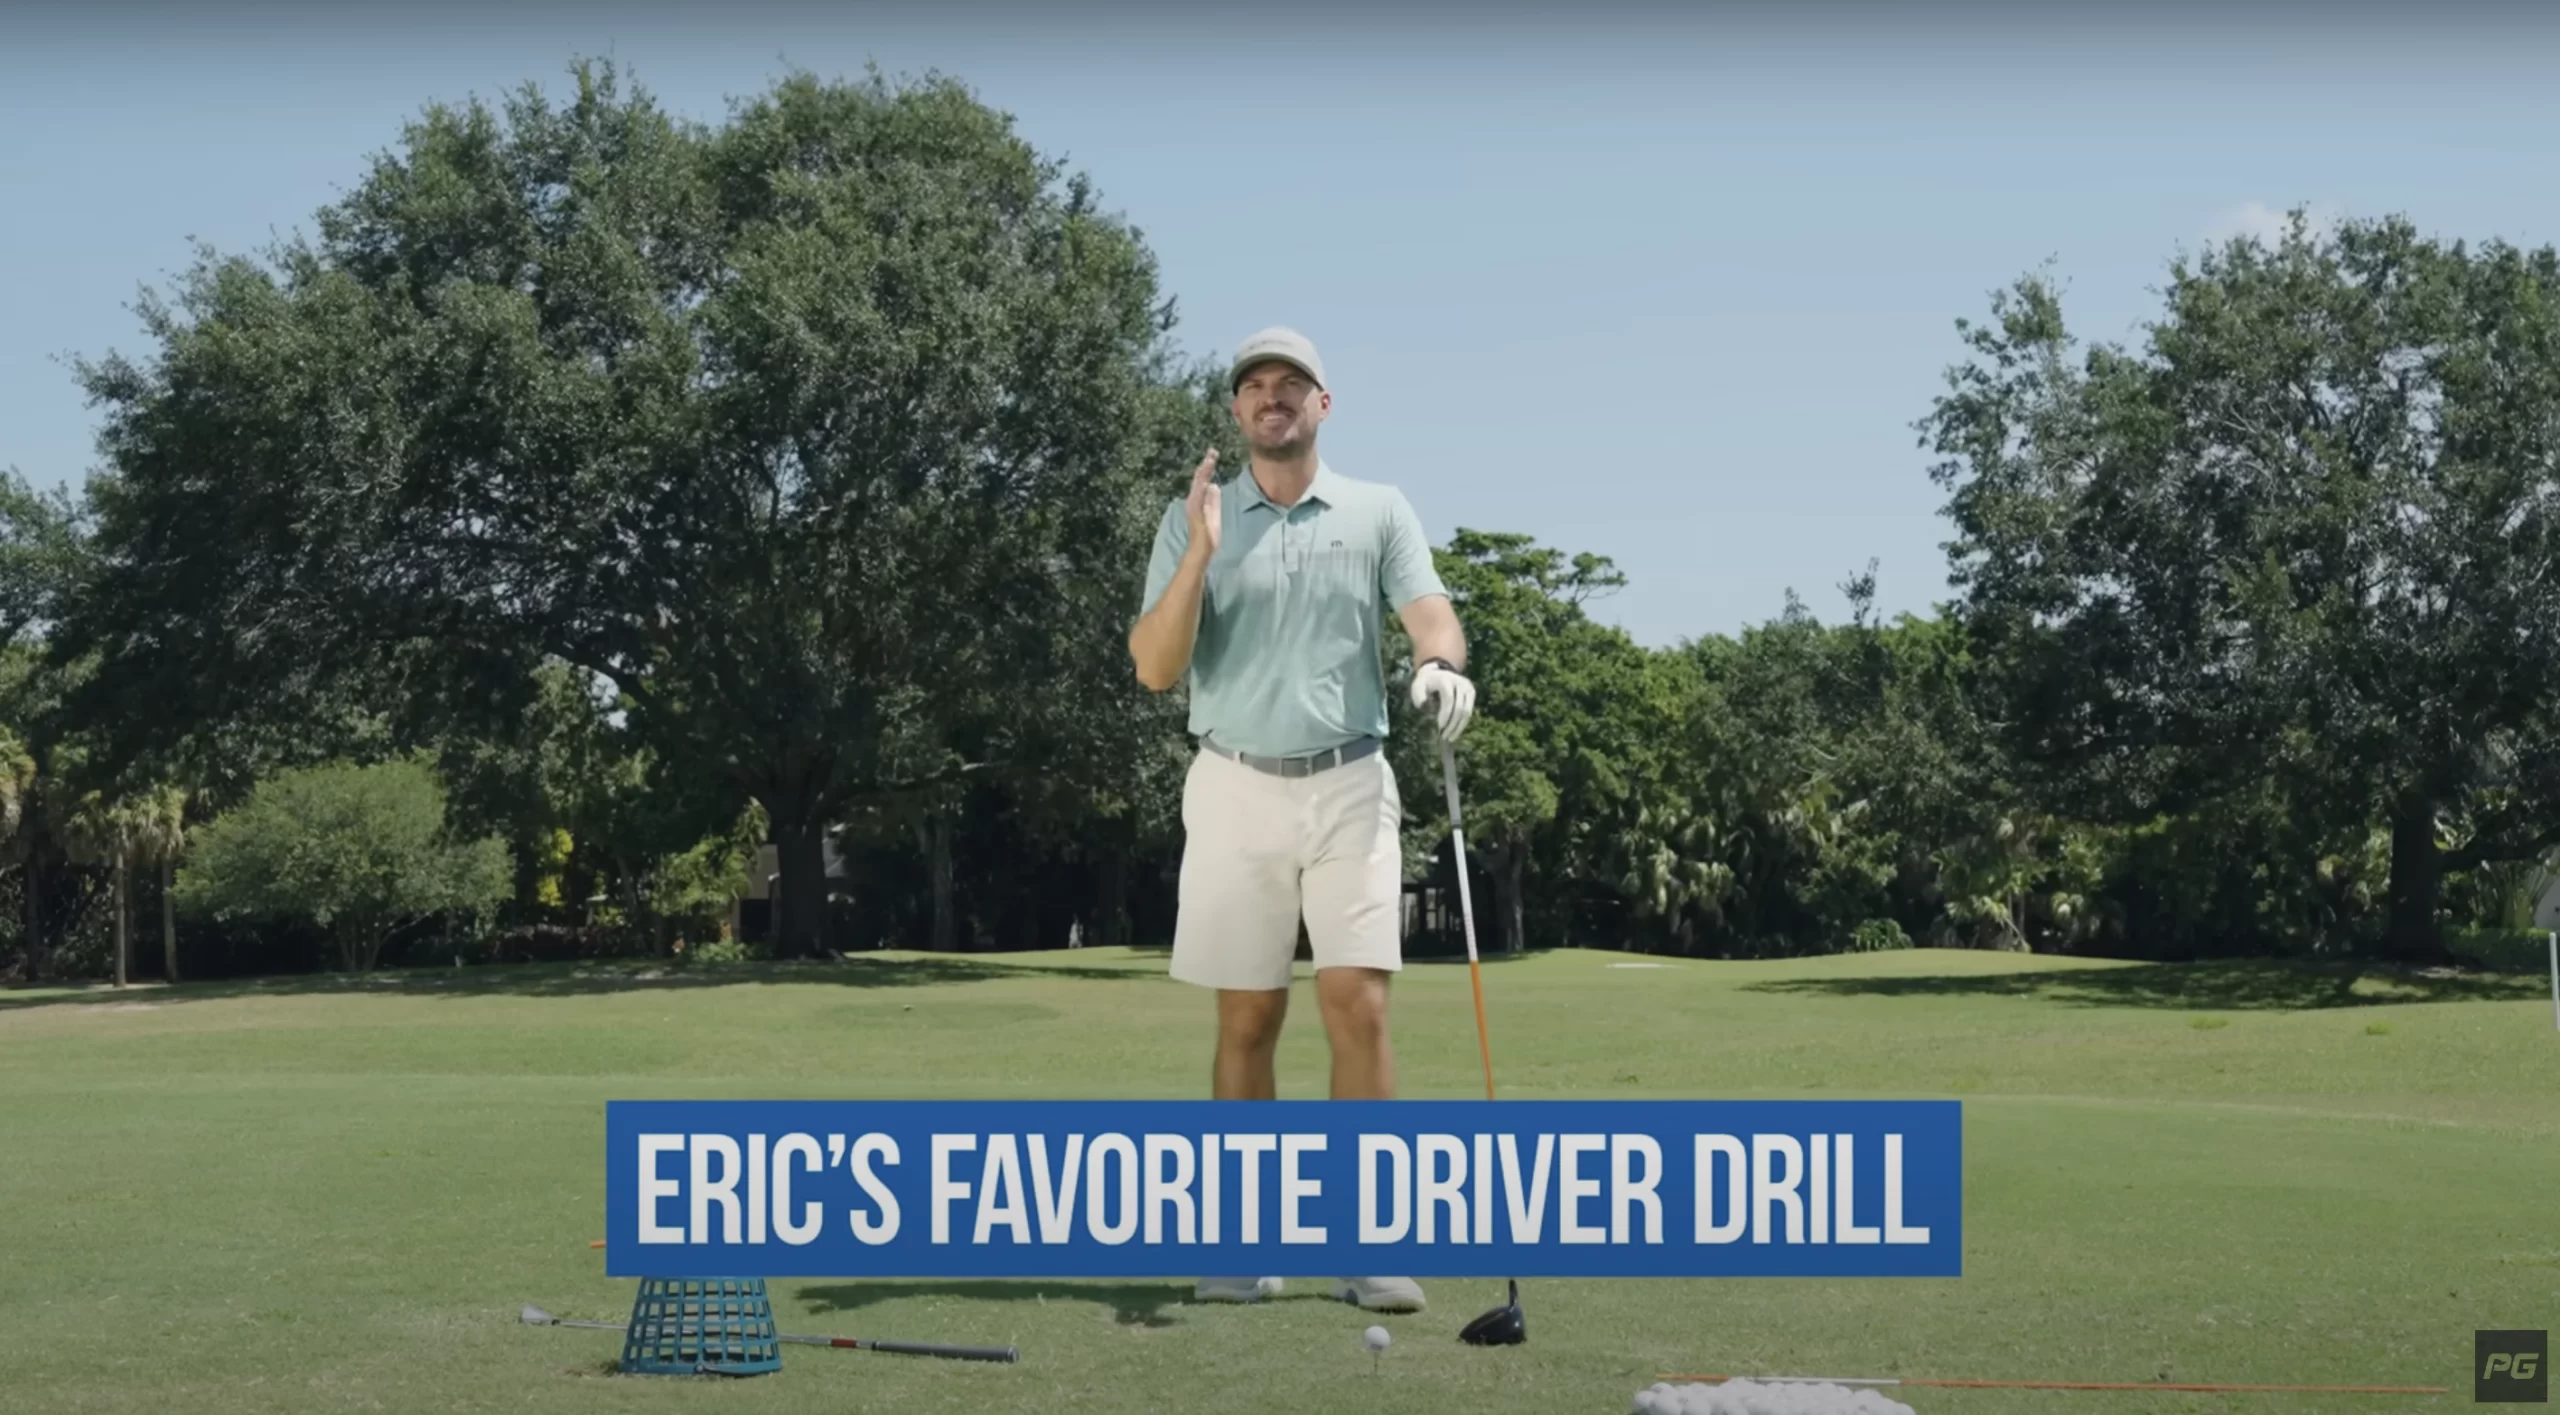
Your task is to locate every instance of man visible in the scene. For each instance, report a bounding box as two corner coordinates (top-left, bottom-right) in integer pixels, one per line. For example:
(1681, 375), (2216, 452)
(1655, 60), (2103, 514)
(1127, 326), (1475, 1315)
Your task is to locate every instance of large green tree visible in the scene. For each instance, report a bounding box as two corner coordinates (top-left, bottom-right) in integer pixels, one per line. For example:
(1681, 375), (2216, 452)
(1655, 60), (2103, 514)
(0, 469), (105, 979)
(1921, 212), (2560, 960)
(64, 61), (1202, 957)
(833, 362), (1236, 953)
(437, 656), (747, 947)
(1390, 530), (1677, 954)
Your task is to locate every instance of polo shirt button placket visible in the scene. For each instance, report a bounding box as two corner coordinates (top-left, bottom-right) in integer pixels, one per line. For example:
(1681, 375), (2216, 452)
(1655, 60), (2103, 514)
(1280, 511), (1304, 622)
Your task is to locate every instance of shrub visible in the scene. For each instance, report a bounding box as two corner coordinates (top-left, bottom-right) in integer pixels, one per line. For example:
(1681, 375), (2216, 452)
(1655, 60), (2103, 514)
(173, 758), (512, 973)
(1847, 917), (1912, 952)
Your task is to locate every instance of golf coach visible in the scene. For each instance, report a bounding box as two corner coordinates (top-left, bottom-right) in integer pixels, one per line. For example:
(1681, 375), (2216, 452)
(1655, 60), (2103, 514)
(1127, 326), (1475, 1315)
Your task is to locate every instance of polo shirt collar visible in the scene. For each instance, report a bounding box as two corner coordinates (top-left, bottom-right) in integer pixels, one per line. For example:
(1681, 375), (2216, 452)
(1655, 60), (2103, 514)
(1240, 459), (1338, 513)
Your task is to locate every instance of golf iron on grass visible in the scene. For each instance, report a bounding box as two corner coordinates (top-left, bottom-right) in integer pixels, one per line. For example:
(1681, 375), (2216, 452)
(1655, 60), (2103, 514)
(518, 1304), (1019, 1364)
(1440, 736), (1526, 1349)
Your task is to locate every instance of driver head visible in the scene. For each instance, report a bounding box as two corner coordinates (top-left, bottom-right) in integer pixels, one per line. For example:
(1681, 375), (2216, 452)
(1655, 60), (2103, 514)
(1458, 1282), (1526, 1345)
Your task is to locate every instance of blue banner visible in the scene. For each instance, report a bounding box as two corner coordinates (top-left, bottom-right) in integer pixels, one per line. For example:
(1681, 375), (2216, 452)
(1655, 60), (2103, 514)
(602, 1099), (1960, 1279)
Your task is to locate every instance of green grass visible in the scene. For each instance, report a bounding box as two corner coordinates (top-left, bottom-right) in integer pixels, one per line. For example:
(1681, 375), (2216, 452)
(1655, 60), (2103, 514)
(2, 945), (2554, 1413)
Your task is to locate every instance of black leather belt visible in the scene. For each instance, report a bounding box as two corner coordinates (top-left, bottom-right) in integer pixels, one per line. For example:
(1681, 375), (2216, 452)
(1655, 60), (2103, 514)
(1203, 735), (1381, 778)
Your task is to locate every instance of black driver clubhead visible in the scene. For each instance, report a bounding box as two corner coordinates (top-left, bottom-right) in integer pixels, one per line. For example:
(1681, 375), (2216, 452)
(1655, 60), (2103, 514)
(1458, 1280), (1526, 1346)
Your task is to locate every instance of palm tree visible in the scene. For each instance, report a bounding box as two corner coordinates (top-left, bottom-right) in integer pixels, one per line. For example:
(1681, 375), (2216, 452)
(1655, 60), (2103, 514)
(59, 791), (127, 986)
(62, 784), (187, 987)
(1614, 798), (1736, 953)
(130, 790), (188, 983)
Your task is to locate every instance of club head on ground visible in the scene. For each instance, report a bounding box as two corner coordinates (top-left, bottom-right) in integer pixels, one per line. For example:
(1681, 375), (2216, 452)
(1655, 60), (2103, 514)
(1457, 1281), (1525, 1346)
(521, 1305), (555, 1326)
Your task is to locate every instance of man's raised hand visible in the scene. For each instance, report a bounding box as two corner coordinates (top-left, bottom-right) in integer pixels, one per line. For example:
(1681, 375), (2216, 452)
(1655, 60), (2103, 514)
(1185, 449), (1221, 558)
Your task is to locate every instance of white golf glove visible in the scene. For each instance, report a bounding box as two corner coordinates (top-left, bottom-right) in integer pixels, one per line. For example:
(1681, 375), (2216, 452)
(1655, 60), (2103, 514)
(1409, 659), (1476, 742)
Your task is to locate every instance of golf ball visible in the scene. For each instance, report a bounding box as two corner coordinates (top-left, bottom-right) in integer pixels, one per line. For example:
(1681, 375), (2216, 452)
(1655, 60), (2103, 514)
(1364, 1325), (1391, 1351)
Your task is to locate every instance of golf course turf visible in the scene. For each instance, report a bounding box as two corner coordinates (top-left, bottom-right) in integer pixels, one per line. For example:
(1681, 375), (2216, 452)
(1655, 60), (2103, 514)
(2, 944), (2550, 1412)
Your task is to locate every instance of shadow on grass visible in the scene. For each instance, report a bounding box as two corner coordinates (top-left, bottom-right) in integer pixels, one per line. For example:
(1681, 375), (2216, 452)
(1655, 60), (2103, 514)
(0, 953), (1162, 1015)
(0, 945), (1561, 1018)
(1742, 957), (2549, 1012)
(1110, 941), (1539, 966)
(795, 1279), (1200, 1330)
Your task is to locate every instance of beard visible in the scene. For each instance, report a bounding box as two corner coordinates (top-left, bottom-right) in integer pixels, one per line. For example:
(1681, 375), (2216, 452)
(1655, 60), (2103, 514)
(1247, 412), (1312, 458)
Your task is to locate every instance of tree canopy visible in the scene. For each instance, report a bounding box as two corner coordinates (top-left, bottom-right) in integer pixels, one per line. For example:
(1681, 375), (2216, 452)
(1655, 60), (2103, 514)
(3, 73), (2554, 988)
(62, 61), (1212, 958)
(1922, 212), (2560, 960)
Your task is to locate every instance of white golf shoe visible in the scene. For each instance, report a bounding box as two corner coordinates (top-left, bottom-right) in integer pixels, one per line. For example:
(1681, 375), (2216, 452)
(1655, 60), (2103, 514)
(1331, 1277), (1426, 1312)
(1193, 1276), (1283, 1303)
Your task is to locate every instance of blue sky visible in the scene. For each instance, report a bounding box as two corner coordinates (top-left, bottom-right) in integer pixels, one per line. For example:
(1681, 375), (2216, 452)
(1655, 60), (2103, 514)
(6, 5), (2557, 648)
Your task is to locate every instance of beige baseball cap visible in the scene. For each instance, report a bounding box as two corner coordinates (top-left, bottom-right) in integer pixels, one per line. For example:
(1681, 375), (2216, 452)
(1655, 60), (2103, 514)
(1229, 326), (1327, 391)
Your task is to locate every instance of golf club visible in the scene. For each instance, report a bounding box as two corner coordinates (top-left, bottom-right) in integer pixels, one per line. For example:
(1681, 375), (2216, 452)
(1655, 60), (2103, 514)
(519, 1304), (1020, 1363)
(1440, 735), (1526, 1349)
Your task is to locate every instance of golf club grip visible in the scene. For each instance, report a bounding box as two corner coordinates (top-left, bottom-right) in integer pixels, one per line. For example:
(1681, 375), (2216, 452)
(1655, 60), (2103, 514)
(866, 1338), (1019, 1362)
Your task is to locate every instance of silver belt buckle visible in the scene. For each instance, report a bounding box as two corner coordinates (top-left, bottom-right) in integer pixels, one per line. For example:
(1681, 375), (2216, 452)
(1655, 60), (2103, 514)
(1297, 742), (1360, 776)
(1211, 737), (1366, 777)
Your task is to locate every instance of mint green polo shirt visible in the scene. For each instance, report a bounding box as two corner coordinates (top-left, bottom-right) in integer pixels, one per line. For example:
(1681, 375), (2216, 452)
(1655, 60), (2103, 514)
(1139, 460), (1448, 758)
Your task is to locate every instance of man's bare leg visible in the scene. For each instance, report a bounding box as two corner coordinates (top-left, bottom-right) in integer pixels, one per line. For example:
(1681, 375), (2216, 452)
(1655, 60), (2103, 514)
(1197, 987), (1292, 1305)
(1313, 964), (1422, 1311)
(1214, 987), (1289, 1099)
(1315, 965), (1395, 1099)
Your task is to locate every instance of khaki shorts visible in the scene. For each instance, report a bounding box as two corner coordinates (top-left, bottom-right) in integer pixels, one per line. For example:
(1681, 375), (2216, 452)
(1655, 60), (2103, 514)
(1169, 746), (1405, 991)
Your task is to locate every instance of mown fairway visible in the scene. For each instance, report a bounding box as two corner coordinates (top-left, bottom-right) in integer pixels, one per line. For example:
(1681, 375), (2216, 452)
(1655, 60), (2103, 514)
(3, 945), (2553, 1413)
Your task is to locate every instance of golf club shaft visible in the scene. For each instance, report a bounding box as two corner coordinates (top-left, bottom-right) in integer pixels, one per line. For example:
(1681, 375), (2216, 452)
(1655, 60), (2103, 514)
(1441, 734), (1525, 1348)
(1439, 736), (1495, 1102)
(855, 1337), (1018, 1362)
(533, 1313), (1015, 1362)
(541, 1316), (629, 1332)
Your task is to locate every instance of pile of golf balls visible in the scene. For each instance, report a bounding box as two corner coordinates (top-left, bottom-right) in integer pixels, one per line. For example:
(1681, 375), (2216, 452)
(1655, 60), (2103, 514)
(1631, 1379), (1916, 1415)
